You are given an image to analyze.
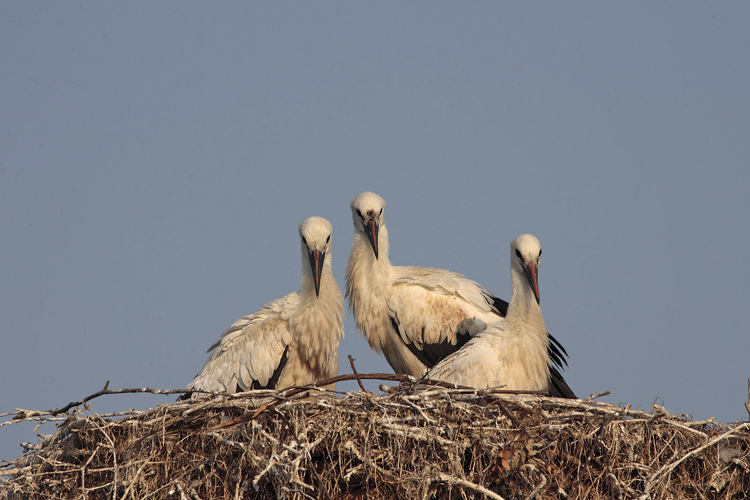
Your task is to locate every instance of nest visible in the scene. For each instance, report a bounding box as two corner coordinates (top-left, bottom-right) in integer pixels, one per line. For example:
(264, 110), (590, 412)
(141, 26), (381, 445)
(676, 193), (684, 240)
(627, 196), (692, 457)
(1, 377), (749, 500)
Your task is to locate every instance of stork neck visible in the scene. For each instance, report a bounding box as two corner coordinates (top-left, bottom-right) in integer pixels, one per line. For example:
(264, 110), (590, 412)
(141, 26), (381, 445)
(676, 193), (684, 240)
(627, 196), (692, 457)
(507, 270), (544, 325)
(345, 224), (392, 306)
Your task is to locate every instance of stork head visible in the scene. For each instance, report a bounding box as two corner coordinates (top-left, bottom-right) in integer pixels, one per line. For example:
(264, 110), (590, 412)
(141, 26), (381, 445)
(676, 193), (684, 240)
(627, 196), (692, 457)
(350, 191), (385, 260)
(299, 216), (333, 298)
(511, 234), (542, 305)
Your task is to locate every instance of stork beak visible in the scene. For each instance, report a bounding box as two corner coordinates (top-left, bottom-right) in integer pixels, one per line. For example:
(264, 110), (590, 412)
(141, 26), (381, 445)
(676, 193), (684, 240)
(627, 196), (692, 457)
(308, 248), (325, 298)
(364, 220), (379, 259)
(523, 261), (540, 305)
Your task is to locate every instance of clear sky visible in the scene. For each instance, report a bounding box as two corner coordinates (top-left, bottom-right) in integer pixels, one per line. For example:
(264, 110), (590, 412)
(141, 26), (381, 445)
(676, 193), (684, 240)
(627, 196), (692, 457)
(2, 3), (749, 462)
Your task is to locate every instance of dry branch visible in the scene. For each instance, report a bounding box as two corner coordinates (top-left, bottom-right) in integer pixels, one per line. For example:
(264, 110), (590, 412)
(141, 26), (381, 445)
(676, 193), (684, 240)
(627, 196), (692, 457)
(2, 376), (749, 500)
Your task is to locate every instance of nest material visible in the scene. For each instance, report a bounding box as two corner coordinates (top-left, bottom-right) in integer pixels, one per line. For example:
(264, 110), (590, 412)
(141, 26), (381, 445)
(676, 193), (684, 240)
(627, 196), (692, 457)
(2, 383), (749, 500)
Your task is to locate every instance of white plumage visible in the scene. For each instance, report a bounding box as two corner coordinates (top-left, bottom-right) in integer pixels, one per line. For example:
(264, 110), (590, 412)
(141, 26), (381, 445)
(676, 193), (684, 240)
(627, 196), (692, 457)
(345, 192), (509, 376)
(428, 234), (556, 392)
(183, 216), (344, 397)
(345, 192), (574, 398)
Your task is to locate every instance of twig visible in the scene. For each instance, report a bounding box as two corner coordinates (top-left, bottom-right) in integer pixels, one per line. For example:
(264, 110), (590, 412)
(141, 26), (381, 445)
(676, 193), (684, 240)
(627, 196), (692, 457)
(173, 480), (189, 500)
(348, 355), (368, 392)
(210, 373), (546, 430)
(585, 415), (614, 467)
(213, 373), (412, 429)
(437, 472), (506, 500)
(120, 459), (151, 500)
(252, 455), (279, 488)
(343, 440), (395, 480)
(745, 377), (750, 420)
(640, 421), (750, 499)
(583, 391), (611, 402)
(35, 381), (188, 417)
(80, 442), (103, 496)
(380, 421), (456, 447)
(524, 473), (547, 500)
(484, 398), (522, 428)
(88, 416), (118, 500)
(400, 398), (438, 425)
(607, 473), (623, 500)
(208, 432), (247, 451)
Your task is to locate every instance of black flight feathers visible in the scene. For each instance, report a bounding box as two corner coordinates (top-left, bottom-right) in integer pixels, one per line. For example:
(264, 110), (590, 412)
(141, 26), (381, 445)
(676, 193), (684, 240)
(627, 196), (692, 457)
(391, 293), (576, 398)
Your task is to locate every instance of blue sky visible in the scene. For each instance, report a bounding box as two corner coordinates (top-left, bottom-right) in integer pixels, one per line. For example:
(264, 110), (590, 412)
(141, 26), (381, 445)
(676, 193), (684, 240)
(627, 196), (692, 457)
(2, 3), (749, 462)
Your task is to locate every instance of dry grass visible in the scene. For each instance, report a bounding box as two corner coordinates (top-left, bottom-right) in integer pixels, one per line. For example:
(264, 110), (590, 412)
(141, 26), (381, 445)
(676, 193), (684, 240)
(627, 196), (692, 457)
(2, 378), (749, 500)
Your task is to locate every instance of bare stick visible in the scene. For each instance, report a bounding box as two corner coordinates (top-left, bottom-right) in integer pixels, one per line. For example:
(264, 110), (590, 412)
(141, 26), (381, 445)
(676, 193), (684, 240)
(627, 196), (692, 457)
(524, 473), (547, 500)
(8, 374), (555, 430)
(40, 381), (188, 417)
(87, 416), (118, 500)
(437, 472), (507, 500)
(640, 421), (750, 499)
(583, 391), (611, 402)
(348, 355), (368, 393)
(485, 398), (522, 428)
(210, 374), (546, 430)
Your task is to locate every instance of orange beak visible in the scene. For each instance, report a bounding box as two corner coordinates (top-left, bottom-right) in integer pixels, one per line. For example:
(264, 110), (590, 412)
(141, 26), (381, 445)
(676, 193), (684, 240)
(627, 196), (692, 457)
(523, 261), (540, 305)
(365, 219), (379, 259)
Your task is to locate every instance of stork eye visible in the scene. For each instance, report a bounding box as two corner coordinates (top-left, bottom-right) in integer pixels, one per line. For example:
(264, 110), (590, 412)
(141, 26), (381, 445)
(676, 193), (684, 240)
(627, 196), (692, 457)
(326, 235), (330, 244)
(379, 208), (383, 215)
(356, 209), (363, 218)
(515, 248), (523, 260)
(539, 248), (542, 257)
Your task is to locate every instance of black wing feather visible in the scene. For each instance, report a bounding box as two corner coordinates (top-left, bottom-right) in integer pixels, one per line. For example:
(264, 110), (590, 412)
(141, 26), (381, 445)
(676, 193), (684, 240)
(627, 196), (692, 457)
(391, 316), (471, 369)
(392, 292), (576, 398)
(548, 365), (576, 399)
(547, 333), (569, 369)
(489, 295), (509, 317)
(249, 345), (290, 390)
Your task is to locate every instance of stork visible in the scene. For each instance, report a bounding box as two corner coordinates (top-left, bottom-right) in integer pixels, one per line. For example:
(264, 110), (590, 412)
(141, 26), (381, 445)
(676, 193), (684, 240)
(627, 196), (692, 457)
(345, 192), (574, 397)
(180, 216), (344, 399)
(428, 234), (573, 395)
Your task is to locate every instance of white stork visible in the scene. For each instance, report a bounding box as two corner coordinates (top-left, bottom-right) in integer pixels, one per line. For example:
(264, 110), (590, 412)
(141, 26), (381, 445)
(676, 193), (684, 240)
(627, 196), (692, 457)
(428, 234), (568, 394)
(181, 216), (344, 398)
(345, 192), (574, 397)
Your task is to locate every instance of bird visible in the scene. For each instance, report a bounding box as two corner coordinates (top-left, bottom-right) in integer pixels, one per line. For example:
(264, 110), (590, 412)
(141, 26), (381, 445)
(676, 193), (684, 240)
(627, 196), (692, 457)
(180, 216), (344, 399)
(345, 192), (574, 397)
(428, 234), (574, 396)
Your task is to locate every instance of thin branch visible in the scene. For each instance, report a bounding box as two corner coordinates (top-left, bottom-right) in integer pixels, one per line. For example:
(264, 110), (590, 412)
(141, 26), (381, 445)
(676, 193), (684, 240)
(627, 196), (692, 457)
(209, 373), (547, 430)
(30, 374), (548, 421)
(39, 381), (188, 417)
(640, 421), (750, 499)
(87, 416), (118, 500)
(583, 391), (611, 402)
(348, 355), (368, 393)
(485, 398), (522, 428)
(437, 472), (507, 500)
(524, 473), (547, 500)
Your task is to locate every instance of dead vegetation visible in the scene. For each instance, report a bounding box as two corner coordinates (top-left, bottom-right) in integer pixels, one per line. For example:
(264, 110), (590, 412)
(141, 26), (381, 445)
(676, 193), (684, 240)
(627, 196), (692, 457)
(1, 375), (749, 500)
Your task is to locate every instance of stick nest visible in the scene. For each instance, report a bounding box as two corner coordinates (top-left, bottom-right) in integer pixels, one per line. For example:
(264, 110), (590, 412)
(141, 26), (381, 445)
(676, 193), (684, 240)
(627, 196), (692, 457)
(2, 382), (749, 500)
